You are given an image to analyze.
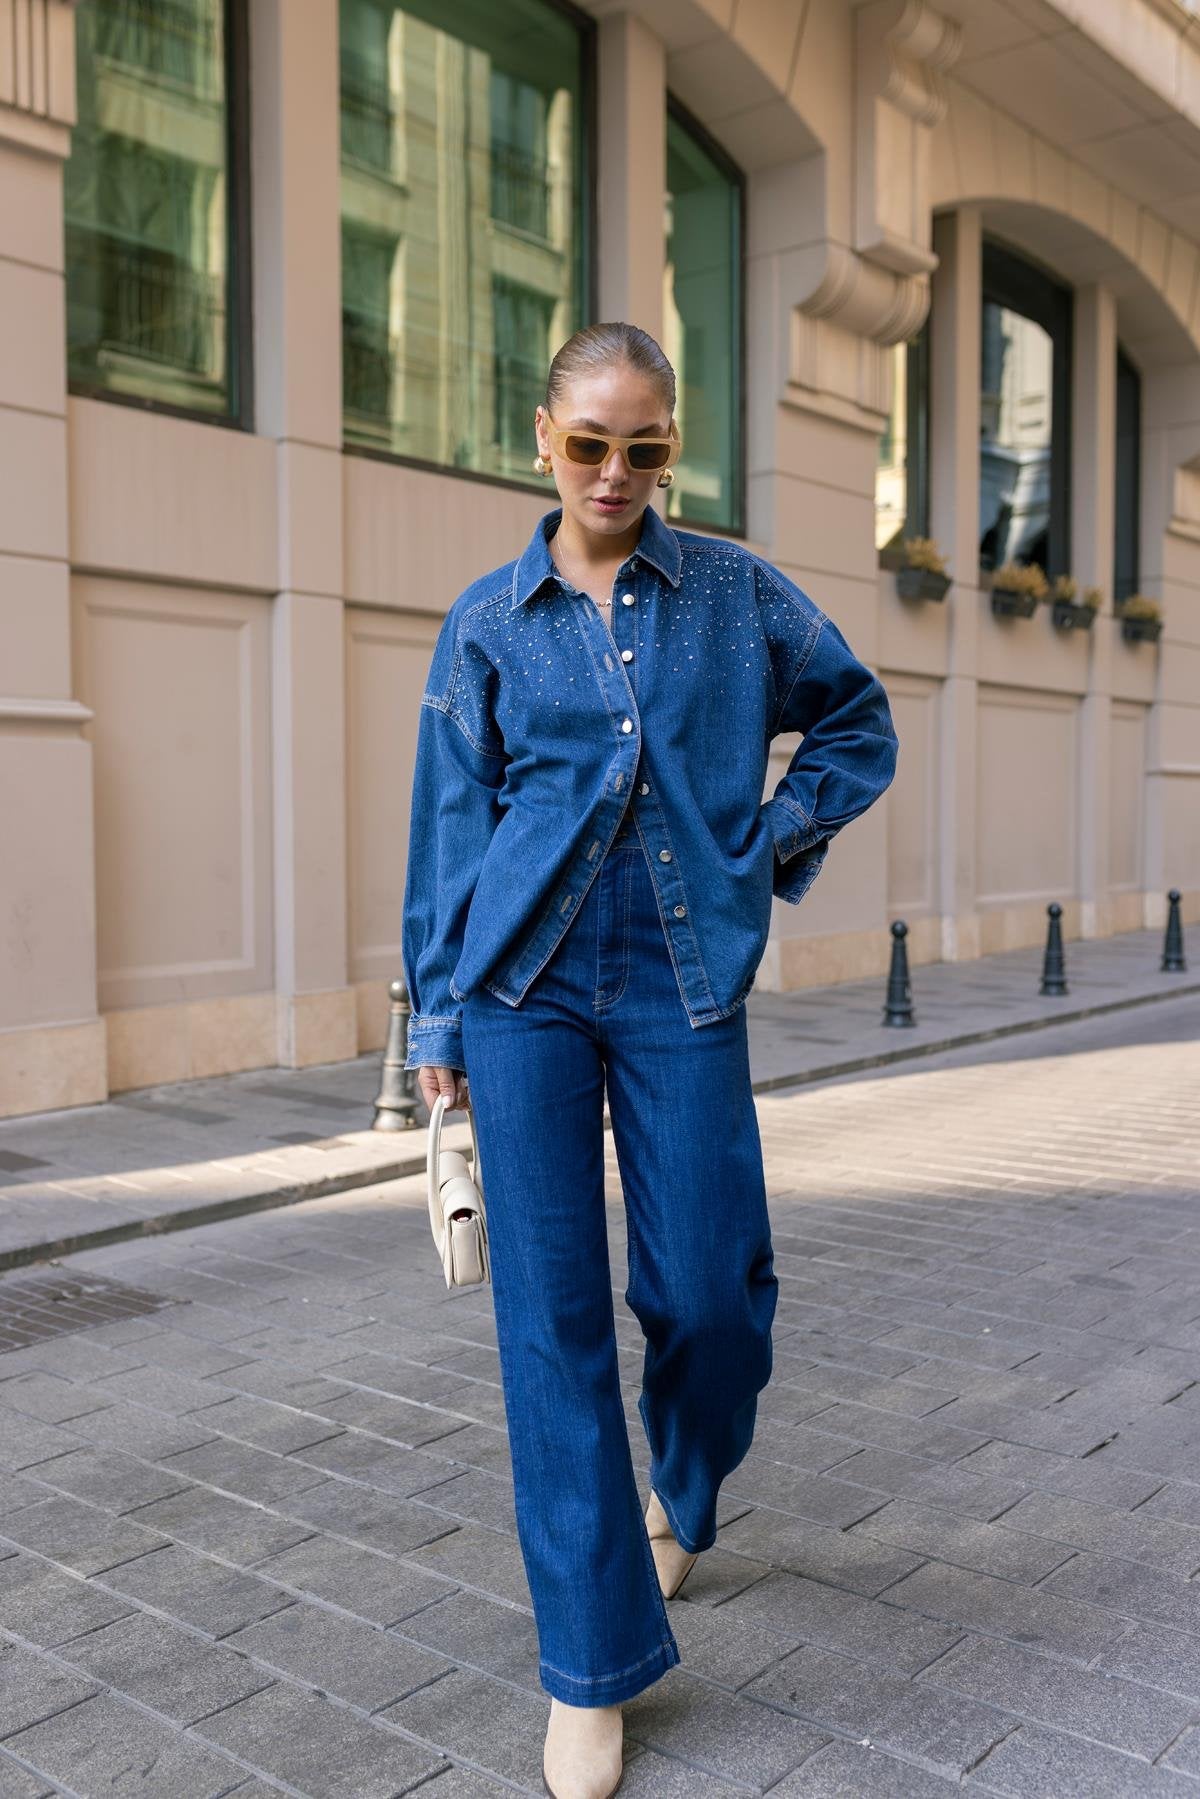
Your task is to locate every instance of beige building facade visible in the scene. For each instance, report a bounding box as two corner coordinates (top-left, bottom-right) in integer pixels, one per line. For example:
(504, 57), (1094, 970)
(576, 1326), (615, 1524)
(2, 0), (1198, 1121)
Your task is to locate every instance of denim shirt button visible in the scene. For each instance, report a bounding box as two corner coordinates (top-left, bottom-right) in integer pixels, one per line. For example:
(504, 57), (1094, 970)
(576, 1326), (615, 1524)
(674, 904), (687, 917)
(639, 782), (650, 794)
(621, 649), (633, 662)
(659, 849), (672, 862)
(621, 719), (633, 733)
(621, 593), (636, 606)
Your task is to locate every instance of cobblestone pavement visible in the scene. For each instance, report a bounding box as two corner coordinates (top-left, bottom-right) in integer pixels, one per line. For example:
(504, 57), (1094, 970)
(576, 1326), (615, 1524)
(0, 917), (1194, 1271)
(0, 994), (1198, 1795)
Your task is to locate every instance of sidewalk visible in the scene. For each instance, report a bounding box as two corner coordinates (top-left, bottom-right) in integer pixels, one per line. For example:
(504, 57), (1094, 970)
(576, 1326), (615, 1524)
(0, 921), (1194, 1274)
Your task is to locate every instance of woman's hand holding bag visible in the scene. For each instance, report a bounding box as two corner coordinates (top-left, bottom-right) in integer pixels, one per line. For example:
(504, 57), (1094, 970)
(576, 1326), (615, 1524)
(426, 1091), (490, 1290)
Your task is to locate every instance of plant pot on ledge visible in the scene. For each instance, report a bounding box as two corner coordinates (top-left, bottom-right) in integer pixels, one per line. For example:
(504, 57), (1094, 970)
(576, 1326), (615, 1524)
(1120, 614), (1163, 643)
(896, 567), (952, 602)
(1051, 600), (1097, 631)
(991, 587), (1038, 619)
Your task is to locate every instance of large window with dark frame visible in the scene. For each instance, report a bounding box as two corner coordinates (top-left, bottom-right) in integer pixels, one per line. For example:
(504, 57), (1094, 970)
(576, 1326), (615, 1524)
(64, 0), (249, 422)
(1114, 344), (1141, 604)
(979, 238), (1073, 578)
(663, 98), (744, 533)
(876, 320), (930, 558)
(339, 0), (591, 487)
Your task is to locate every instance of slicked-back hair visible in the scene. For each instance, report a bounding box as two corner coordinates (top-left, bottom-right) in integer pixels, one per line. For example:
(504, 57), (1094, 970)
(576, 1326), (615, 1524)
(545, 322), (676, 419)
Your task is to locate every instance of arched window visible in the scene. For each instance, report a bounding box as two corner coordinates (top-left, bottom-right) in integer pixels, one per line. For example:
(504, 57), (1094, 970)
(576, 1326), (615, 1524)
(663, 98), (744, 534)
(1114, 345), (1141, 603)
(876, 320), (930, 558)
(64, 0), (250, 422)
(979, 239), (1072, 578)
(340, 0), (592, 487)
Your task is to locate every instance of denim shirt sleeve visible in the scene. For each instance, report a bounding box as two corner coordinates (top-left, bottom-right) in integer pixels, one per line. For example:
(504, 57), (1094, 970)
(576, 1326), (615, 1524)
(755, 562), (900, 905)
(402, 614), (507, 1073)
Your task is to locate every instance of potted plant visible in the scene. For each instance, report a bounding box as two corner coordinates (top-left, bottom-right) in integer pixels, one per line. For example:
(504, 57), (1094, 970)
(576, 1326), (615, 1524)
(1115, 594), (1163, 643)
(895, 537), (952, 602)
(1048, 576), (1099, 631)
(990, 561), (1047, 618)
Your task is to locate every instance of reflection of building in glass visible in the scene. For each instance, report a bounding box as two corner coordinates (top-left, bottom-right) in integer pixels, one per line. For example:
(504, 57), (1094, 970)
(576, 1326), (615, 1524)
(662, 105), (741, 531)
(339, 0), (583, 485)
(65, 0), (230, 413)
(875, 328), (930, 554)
(876, 341), (909, 552)
(979, 300), (1052, 570)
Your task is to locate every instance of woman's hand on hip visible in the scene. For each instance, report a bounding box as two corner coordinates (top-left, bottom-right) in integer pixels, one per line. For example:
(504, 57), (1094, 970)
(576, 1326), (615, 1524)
(418, 1066), (471, 1115)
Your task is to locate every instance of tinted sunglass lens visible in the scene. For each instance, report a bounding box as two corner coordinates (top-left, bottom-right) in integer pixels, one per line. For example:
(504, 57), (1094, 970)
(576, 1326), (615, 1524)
(628, 442), (670, 470)
(565, 435), (608, 465)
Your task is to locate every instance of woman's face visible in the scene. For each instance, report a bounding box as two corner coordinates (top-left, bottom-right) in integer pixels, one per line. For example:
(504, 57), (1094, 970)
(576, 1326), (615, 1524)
(534, 364), (672, 546)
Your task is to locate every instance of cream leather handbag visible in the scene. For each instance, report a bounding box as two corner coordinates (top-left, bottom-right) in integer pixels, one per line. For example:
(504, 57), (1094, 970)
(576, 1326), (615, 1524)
(426, 1093), (490, 1289)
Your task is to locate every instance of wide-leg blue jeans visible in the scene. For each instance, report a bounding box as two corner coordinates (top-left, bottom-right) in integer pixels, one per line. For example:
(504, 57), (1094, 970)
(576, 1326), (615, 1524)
(460, 805), (779, 1706)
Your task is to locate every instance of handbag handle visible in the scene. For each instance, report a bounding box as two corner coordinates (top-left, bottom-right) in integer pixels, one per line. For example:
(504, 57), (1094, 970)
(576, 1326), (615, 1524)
(426, 1091), (484, 1256)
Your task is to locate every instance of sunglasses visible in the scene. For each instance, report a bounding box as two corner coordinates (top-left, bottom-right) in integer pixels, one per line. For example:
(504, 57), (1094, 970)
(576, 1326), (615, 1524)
(544, 415), (682, 473)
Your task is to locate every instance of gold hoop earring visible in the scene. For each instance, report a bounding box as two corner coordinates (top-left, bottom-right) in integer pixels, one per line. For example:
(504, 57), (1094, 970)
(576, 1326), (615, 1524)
(532, 454), (551, 476)
(656, 468), (675, 489)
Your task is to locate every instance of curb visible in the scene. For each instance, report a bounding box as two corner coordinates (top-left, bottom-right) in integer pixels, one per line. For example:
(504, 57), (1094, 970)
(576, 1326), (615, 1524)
(748, 977), (1200, 1096)
(4, 978), (1197, 1277)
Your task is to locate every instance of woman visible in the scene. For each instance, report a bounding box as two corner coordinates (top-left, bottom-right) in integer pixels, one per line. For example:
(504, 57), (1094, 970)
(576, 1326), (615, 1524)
(402, 322), (898, 1798)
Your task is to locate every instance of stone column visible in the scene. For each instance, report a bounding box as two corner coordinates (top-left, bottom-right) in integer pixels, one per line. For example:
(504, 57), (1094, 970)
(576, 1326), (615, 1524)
(930, 205), (982, 961)
(1139, 364), (1198, 928)
(251, 0), (356, 1068)
(595, 12), (665, 338)
(1072, 283), (1117, 938)
(746, 0), (961, 987)
(0, 0), (107, 1117)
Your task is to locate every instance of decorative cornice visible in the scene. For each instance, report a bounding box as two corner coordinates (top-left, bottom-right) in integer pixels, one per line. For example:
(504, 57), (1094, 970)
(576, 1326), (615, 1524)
(781, 239), (931, 426)
(854, 0), (962, 277)
(873, 0), (961, 130)
(800, 241), (931, 343)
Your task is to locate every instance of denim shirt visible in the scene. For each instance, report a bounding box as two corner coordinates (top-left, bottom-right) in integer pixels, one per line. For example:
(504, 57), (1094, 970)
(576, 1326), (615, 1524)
(402, 504), (899, 1072)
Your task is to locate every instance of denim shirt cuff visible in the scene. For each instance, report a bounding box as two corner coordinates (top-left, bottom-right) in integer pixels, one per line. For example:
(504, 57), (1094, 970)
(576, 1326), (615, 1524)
(763, 795), (824, 861)
(762, 797), (830, 904)
(772, 836), (829, 904)
(404, 1014), (466, 1074)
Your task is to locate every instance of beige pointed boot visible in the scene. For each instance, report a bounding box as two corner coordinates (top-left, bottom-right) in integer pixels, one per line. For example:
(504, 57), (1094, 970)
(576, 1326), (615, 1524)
(542, 1697), (624, 1799)
(644, 1489), (700, 1599)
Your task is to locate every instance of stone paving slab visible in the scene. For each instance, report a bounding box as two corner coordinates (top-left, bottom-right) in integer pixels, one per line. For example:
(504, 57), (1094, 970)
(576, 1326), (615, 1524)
(0, 997), (1198, 1792)
(0, 922), (1195, 1274)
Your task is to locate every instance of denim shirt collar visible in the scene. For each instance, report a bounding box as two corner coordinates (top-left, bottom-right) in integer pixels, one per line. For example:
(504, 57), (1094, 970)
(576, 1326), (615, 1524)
(510, 504), (683, 610)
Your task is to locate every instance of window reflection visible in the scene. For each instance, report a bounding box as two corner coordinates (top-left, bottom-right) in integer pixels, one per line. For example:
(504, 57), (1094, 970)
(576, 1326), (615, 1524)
(490, 69), (552, 240)
(663, 103), (742, 532)
(876, 342), (909, 552)
(876, 325), (929, 554)
(339, 0), (587, 484)
(979, 300), (1053, 571)
(65, 0), (236, 415)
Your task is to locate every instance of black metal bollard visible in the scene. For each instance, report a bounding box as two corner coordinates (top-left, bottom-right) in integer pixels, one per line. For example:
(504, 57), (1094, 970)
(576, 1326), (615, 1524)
(373, 978), (421, 1131)
(1039, 902), (1068, 996)
(1162, 889), (1187, 973)
(883, 920), (916, 1026)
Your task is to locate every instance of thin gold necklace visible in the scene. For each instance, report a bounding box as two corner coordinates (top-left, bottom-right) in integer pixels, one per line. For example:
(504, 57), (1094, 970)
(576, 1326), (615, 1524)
(550, 531), (618, 605)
